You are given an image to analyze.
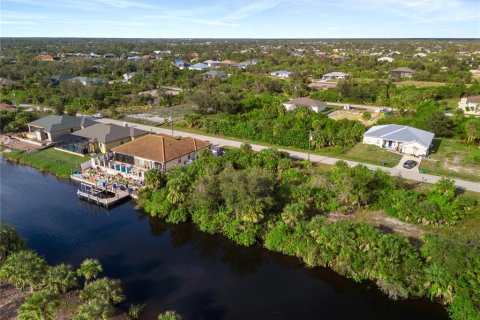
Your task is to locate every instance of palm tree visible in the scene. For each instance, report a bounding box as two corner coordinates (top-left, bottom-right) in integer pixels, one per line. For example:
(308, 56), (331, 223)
(0, 250), (47, 292)
(158, 310), (182, 320)
(0, 223), (25, 263)
(43, 264), (78, 294)
(73, 299), (113, 320)
(18, 290), (59, 320)
(80, 278), (125, 305)
(77, 258), (102, 288)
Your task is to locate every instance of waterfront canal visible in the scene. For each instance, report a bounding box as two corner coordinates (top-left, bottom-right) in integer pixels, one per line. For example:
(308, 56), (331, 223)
(0, 160), (448, 319)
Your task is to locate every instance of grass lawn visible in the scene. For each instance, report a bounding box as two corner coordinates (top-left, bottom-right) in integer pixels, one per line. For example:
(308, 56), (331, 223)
(340, 143), (403, 167)
(419, 138), (480, 182)
(2, 148), (88, 179)
(396, 80), (447, 88)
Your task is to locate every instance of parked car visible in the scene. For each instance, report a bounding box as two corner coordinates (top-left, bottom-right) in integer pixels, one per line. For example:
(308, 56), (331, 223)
(403, 160), (418, 169)
(92, 113), (103, 119)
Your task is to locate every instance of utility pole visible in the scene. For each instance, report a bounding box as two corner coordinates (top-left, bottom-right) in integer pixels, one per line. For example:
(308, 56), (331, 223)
(169, 110), (173, 136)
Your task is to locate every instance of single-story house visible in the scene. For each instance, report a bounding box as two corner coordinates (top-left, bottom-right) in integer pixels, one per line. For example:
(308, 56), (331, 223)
(110, 134), (212, 173)
(59, 123), (149, 154)
(389, 67), (415, 79)
(123, 71), (141, 81)
(68, 77), (104, 86)
(188, 63), (210, 71)
(270, 70), (293, 78)
(220, 60), (237, 67)
(27, 115), (96, 142)
(458, 95), (480, 115)
(283, 97), (327, 113)
(321, 72), (349, 80)
(202, 70), (228, 79)
(175, 61), (190, 69)
(203, 60), (222, 67)
(237, 59), (258, 69)
(127, 55), (142, 61)
(47, 74), (74, 85)
(414, 53), (427, 58)
(377, 56), (394, 62)
(363, 124), (435, 157)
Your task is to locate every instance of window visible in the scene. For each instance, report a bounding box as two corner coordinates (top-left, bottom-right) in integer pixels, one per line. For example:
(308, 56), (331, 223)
(188, 154), (191, 160)
(178, 158), (181, 163)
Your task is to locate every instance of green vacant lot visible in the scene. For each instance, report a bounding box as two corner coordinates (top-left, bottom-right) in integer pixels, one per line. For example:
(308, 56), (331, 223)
(3, 148), (87, 178)
(339, 143), (403, 167)
(420, 138), (480, 182)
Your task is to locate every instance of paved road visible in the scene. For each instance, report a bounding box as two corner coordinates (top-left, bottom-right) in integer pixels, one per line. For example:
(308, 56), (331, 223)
(97, 118), (480, 193)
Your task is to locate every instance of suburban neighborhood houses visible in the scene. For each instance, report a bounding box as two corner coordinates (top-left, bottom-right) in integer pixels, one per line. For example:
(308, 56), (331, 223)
(363, 124), (435, 157)
(2, 3), (480, 320)
(458, 95), (480, 115)
(282, 97), (327, 113)
(93, 133), (212, 178)
(389, 67), (416, 79)
(27, 115), (95, 142)
(322, 71), (349, 80)
(60, 123), (149, 154)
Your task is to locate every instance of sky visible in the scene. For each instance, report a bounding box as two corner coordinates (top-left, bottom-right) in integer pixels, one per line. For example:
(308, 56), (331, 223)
(1, 0), (479, 38)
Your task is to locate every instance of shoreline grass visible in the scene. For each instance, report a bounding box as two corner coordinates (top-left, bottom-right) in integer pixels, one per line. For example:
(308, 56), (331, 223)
(2, 148), (86, 179)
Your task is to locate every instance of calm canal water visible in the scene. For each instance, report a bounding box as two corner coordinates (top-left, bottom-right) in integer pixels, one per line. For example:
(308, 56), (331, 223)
(0, 160), (449, 320)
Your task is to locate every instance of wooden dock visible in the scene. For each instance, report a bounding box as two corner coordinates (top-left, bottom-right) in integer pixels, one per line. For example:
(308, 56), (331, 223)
(71, 175), (132, 208)
(76, 188), (131, 208)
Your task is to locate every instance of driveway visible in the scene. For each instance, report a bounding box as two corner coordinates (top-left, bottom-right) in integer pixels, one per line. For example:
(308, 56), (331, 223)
(394, 155), (422, 172)
(95, 118), (480, 193)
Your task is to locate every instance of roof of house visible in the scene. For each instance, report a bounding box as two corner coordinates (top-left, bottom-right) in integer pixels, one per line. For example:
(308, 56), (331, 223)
(364, 125), (434, 148)
(221, 60), (237, 65)
(69, 77), (104, 84)
(466, 95), (480, 103)
(189, 63), (209, 70)
(48, 74), (74, 82)
(203, 70), (228, 78)
(323, 72), (348, 77)
(203, 60), (221, 64)
(391, 67), (415, 73)
(237, 59), (257, 67)
(72, 123), (149, 144)
(284, 97), (326, 107)
(111, 134), (212, 163)
(29, 115), (96, 133)
(271, 70), (292, 75)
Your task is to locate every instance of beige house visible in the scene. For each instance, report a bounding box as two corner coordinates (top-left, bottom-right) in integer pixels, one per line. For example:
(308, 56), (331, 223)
(458, 95), (480, 116)
(282, 97), (327, 113)
(110, 134), (212, 173)
(27, 115), (95, 142)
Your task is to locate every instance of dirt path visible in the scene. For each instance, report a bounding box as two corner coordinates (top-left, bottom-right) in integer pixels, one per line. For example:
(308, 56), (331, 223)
(0, 282), (28, 320)
(328, 211), (425, 241)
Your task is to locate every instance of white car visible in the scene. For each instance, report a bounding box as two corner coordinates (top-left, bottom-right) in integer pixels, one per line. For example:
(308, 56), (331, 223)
(92, 113), (103, 119)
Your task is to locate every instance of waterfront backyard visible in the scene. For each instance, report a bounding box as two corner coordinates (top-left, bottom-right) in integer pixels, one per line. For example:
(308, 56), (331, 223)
(2, 148), (88, 178)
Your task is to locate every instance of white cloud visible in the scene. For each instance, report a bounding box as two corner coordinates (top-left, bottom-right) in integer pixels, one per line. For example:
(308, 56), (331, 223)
(222, 0), (283, 21)
(338, 0), (480, 23)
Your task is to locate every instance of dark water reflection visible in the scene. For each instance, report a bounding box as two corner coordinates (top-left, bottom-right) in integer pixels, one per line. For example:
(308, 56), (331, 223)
(0, 160), (448, 320)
